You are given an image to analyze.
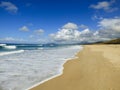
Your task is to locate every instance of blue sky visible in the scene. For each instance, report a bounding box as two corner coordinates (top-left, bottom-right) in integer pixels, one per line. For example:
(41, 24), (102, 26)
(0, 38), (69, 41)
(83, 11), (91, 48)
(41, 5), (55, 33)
(0, 0), (120, 43)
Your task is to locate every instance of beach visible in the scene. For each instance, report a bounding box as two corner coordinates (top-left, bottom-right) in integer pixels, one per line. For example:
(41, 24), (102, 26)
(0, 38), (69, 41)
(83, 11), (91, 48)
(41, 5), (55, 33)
(31, 45), (120, 90)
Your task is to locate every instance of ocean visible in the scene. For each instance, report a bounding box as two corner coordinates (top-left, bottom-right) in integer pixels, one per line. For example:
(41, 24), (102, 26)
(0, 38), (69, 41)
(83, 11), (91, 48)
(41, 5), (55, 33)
(0, 43), (83, 90)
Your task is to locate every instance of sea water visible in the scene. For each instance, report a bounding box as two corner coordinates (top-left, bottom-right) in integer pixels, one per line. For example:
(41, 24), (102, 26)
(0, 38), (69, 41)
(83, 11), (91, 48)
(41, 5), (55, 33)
(0, 43), (83, 90)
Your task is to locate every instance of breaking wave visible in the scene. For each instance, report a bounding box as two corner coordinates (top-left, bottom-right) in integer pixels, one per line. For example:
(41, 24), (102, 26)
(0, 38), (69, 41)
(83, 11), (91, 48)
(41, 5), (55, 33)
(0, 50), (24, 56)
(0, 44), (16, 50)
(3, 45), (17, 49)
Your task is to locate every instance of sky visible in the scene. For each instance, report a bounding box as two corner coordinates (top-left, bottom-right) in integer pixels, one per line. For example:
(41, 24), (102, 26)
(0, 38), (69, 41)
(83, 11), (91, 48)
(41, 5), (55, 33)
(0, 0), (120, 44)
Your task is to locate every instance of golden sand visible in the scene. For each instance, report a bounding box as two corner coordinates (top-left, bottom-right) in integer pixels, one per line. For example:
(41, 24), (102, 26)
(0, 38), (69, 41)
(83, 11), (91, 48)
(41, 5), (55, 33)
(31, 45), (120, 90)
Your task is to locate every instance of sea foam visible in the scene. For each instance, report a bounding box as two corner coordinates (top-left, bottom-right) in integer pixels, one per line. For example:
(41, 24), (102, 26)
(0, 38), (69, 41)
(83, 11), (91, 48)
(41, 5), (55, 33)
(0, 45), (82, 90)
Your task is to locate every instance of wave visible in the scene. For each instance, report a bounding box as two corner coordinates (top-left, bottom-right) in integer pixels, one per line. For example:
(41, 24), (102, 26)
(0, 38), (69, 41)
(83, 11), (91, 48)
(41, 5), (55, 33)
(0, 44), (17, 50)
(3, 45), (17, 49)
(0, 50), (24, 56)
(0, 44), (6, 46)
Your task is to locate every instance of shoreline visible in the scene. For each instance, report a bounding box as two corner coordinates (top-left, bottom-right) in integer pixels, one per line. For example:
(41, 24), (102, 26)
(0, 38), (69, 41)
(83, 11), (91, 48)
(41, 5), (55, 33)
(26, 45), (83, 90)
(31, 45), (120, 90)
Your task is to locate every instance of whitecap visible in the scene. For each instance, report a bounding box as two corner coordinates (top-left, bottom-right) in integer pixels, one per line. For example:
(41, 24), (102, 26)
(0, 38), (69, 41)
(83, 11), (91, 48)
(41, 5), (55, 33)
(0, 44), (6, 46)
(3, 45), (17, 49)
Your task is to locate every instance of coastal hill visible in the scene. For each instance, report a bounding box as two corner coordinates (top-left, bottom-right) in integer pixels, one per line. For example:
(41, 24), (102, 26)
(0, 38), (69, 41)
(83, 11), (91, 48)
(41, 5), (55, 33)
(93, 38), (120, 44)
(102, 38), (120, 44)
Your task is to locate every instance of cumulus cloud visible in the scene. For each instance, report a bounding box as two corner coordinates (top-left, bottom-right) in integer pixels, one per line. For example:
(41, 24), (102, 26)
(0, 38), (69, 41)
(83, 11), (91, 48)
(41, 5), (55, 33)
(90, 17), (120, 41)
(19, 26), (29, 32)
(90, 0), (118, 12)
(0, 1), (18, 13)
(96, 17), (120, 39)
(50, 20), (120, 44)
(80, 29), (90, 34)
(99, 18), (120, 32)
(93, 31), (99, 36)
(50, 23), (80, 43)
(62, 22), (78, 30)
(50, 22), (96, 43)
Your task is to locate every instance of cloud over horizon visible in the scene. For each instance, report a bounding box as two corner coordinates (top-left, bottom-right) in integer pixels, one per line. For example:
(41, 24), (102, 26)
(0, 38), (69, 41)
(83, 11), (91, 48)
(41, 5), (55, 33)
(50, 23), (95, 43)
(50, 19), (120, 44)
(1, 19), (120, 44)
(50, 23), (81, 43)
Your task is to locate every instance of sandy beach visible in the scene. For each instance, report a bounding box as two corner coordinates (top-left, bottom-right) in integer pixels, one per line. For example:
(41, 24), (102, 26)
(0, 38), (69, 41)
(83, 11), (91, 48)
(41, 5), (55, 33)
(31, 45), (120, 90)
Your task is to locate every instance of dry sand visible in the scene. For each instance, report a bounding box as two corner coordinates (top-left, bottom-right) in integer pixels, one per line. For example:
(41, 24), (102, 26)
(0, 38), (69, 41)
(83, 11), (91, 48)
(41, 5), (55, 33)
(31, 45), (120, 90)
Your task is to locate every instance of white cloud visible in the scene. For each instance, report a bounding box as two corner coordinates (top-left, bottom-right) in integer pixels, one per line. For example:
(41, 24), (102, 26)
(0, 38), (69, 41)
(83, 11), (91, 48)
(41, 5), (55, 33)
(99, 18), (120, 32)
(90, 0), (118, 12)
(62, 22), (78, 30)
(34, 29), (44, 35)
(50, 23), (81, 43)
(80, 29), (90, 35)
(50, 21), (120, 44)
(96, 17), (120, 39)
(50, 23), (96, 43)
(93, 31), (99, 36)
(0, 1), (18, 13)
(19, 26), (29, 32)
